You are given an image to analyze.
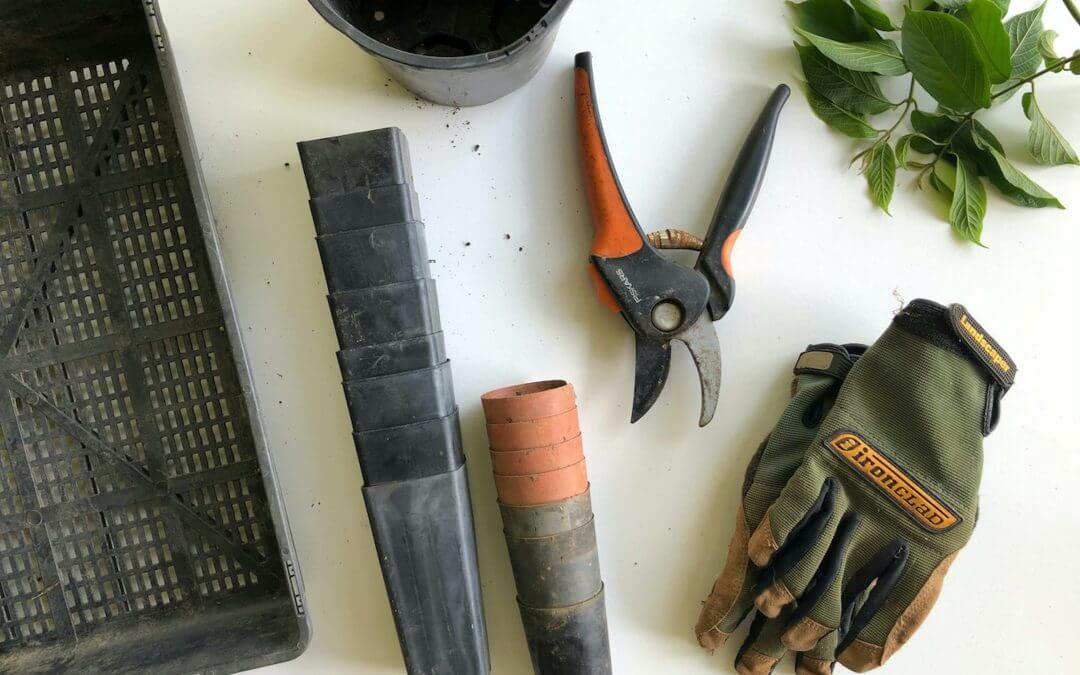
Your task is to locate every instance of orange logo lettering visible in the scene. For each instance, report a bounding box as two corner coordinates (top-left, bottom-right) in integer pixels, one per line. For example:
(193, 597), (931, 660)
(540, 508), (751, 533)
(827, 432), (959, 531)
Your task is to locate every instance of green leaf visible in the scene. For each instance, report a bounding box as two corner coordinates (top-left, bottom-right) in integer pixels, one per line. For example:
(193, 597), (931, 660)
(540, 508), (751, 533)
(933, 158), (958, 193)
(802, 83), (880, 138)
(1022, 92), (1080, 165)
(990, 0), (1010, 14)
(1004, 2), (1045, 79)
(862, 142), (897, 212)
(851, 0), (899, 31)
(911, 110), (969, 143)
(971, 131), (1063, 208)
(896, 132), (940, 167)
(957, 0), (1013, 83)
(967, 119), (1004, 153)
(1036, 30), (1066, 72)
(795, 44), (898, 114)
(1038, 30), (1060, 62)
(909, 112), (1057, 210)
(949, 158), (988, 245)
(935, 0), (972, 8)
(902, 10), (992, 112)
(788, 0), (879, 41)
(795, 27), (908, 75)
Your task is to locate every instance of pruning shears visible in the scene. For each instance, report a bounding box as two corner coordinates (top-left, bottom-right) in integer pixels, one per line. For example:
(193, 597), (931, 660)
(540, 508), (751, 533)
(573, 52), (789, 427)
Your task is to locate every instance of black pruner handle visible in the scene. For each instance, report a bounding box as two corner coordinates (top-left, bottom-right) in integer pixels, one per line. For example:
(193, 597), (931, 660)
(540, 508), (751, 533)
(697, 84), (790, 321)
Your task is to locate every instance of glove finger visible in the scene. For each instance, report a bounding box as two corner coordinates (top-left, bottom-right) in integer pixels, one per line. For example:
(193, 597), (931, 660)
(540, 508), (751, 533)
(781, 511), (860, 651)
(795, 630), (837, 675)
(838, 539), (910, 650)
(734, 611), (788, 675)
(836, 545), (959, 673)
(747, 474), (839, 568)
(747, 478), (840, 618)
(695, 507), (757, 650)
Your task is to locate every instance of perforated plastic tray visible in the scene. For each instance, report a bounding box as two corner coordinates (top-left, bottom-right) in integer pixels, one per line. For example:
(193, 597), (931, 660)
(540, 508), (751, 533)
(0, 1), (309, 672)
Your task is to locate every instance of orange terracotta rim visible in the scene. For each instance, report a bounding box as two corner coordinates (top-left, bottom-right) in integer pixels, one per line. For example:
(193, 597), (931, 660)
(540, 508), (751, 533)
(489, 435), (585, 476)
(481, 380), (576, 424)
(487, 407), (581, 451)
(494, 459), (589, 506)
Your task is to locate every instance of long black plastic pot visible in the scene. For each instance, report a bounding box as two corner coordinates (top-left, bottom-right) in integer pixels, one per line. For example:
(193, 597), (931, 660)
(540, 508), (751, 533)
(309, 184), (421, 235)
(505, 518), (601, 608)
(344, 361), (456, 431)
(355, 410), (464, 484)
(298, 127), (414, 197)
(365, 465), (490, 674)
(329, 279), (441, 348)
(318, 221), (431, 292)
(306, 0), (574, 106)
(519, 588), (612, 675)
(339, 332), (447, 381)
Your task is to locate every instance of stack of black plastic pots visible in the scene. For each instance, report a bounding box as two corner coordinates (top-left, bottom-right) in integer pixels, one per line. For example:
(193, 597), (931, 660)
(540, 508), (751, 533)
(298, 128), (489, 675)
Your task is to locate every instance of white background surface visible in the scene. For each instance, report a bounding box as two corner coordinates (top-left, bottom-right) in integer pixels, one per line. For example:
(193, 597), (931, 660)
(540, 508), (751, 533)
(156, 0), (1079, 673)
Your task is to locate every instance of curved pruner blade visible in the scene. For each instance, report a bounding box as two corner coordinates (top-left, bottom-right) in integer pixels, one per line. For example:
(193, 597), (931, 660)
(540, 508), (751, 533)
(675, 314), (722, 427)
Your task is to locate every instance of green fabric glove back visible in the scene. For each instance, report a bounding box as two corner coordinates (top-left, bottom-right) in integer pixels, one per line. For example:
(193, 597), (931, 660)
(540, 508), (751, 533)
(695, 343), (865, 673)
(742, 300), (1015, 673)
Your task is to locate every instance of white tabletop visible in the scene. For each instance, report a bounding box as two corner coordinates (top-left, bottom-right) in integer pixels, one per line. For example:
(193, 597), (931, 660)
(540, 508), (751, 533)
(156, 0), (1079, 672)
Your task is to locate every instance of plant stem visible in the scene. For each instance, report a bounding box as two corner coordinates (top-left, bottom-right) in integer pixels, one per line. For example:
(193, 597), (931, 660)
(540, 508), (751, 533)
(993, 54), (1080, 100)
(1065, 0), (1080, 27)
(925, 117), (973, 174)
(882, 78), (918, 140)
(854, 78), (918, 167)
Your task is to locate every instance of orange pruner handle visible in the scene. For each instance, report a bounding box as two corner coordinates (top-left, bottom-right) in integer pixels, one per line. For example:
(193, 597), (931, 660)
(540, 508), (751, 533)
(574, 52), (646, 312)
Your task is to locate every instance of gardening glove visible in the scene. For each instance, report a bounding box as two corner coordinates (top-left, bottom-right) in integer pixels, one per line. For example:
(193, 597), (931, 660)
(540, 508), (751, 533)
(743, 300), (1015, 673)
(695, 343), (866, 673)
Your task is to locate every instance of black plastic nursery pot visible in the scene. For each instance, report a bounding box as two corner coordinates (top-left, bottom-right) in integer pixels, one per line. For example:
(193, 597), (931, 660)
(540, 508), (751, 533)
(307, 0), (575, 106)
(519, 589), (612, 675)
(338, 332), (448, 380)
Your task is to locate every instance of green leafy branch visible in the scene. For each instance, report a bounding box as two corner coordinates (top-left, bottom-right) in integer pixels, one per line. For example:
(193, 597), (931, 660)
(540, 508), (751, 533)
(792, 0), (1079, 245)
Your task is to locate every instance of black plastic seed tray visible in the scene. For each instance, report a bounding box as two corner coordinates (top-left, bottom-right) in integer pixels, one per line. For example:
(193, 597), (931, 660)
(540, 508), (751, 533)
(0, 1), (309, 672)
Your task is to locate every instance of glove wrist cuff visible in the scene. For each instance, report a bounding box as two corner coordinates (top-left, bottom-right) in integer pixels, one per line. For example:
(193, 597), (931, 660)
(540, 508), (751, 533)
(794, 343), (866, 380)
(893, 299), (1016, 391)
(893, 299), (1017, 435)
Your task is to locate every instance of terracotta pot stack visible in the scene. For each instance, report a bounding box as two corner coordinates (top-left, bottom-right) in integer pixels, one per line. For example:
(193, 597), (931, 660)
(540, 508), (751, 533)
(482, 381), (612, 675)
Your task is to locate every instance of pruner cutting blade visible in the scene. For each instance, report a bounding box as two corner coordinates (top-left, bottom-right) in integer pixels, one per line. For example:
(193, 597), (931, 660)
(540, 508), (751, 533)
(632, 335), (671, 424)
(674, 314), (722, 427)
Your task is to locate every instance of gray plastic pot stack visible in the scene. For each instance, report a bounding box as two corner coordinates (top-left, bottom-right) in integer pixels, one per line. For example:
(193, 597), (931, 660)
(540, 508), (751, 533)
(298, 128), (489, 675)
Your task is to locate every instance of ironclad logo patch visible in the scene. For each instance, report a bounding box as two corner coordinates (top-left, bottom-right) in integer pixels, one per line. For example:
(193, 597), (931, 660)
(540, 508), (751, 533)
(826, 431), (960, 531)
